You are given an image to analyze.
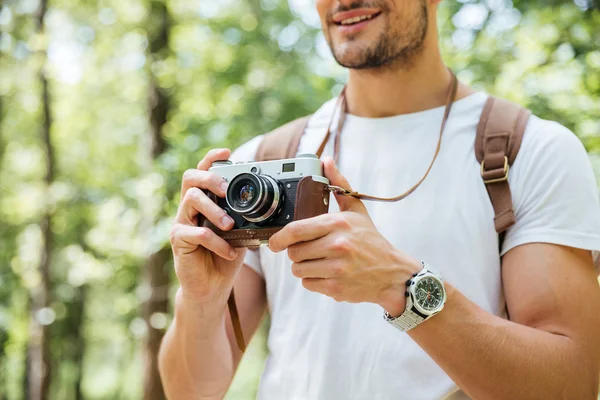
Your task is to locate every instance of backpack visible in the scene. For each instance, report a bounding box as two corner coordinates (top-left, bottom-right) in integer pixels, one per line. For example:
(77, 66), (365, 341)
(255, 96), (531, 235)
(229, 96), (531, 352)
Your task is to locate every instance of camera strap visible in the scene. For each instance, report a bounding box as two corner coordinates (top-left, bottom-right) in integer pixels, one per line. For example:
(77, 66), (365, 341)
(233, 71), (531, 353)
(316, 69), (458, 203)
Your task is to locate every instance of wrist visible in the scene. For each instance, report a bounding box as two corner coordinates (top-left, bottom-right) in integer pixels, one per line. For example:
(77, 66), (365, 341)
(174, 288), (229, 329)
(377, 255), (423, 317)
(378, 293), (405, 318)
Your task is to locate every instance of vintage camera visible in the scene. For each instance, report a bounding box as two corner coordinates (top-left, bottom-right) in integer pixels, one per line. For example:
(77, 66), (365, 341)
(199, 154), (331, 248)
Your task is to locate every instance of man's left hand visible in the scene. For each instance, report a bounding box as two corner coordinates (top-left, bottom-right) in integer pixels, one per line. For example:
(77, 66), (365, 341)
(269, 157), (422, 317)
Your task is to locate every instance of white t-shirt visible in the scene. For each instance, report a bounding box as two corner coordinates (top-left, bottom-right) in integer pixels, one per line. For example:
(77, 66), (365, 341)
(230, 92), (600, 400)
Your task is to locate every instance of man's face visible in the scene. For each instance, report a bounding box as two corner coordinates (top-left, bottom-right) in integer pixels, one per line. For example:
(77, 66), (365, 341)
(316, 0), (429, 69)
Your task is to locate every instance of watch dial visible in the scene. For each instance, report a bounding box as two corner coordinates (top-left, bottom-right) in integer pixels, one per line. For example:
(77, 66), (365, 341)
(415, 277), (444, 311)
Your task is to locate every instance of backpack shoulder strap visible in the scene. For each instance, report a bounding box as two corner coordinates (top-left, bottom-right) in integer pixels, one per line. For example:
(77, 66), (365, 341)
(254, 115), (312, 161)
(475, 96), (531, 234)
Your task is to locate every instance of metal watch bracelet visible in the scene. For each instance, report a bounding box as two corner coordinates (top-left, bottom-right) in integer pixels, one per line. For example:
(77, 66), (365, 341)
(383, 261), (445, 332)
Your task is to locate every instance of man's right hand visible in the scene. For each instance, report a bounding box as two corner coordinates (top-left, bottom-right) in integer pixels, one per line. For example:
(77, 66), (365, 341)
(170, 148), (247, 307)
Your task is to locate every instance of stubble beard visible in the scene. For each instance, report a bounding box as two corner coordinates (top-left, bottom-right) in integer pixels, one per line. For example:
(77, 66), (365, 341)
(327, 1), (429, 71)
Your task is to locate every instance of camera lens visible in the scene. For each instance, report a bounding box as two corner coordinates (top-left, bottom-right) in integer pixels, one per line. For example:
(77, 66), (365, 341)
(228, 175), (260, 212)
(238, 183), (255, 205)
(226, 173), (283, 223)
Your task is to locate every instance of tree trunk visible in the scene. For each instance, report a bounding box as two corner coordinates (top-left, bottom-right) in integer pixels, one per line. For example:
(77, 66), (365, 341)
(0, 55), (6, 400)
(27, 0), (54, 399)
(73, 285), (87, 400)
(141, 2), (172, 399)
(0, 75), (4, 186)
(142, 249), (171, 400)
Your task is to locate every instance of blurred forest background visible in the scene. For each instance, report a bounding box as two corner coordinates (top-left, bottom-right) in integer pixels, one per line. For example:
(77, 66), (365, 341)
(0, 0), (599, 399)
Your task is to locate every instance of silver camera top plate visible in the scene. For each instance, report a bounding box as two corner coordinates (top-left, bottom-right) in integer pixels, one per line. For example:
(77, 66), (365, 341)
(209, 154), (329, 185)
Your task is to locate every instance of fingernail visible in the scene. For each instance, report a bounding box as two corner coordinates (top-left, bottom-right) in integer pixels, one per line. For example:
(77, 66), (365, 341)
(220, 180), (228, 192)
(229, 248), (237, 259)
(222, 215), (234, 228)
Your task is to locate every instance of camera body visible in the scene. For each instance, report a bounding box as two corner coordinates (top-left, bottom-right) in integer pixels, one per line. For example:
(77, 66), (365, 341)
(200, 154), (330, 248)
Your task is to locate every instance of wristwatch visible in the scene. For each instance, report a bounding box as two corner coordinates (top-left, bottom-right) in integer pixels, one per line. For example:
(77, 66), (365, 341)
(383, 261), (447, 332)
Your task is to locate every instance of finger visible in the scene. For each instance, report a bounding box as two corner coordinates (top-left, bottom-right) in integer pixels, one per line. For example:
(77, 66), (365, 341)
(323, 157), (366, 213)
(291, 259), (342, 279)
(287, 234), (334, 263)
(180, 169), (228, 201)
(171, 224), (237, 261)
(269, 213), (335, 253)
(197, 148), (231, 171)
(176, 187), (234, 230)
(301, 277), (341, 298)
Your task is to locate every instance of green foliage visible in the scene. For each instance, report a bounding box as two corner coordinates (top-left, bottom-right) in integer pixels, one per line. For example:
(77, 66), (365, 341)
(0, 0), (598, 399)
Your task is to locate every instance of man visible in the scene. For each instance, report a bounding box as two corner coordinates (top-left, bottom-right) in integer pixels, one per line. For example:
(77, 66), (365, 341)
(159, 0), (600, 399)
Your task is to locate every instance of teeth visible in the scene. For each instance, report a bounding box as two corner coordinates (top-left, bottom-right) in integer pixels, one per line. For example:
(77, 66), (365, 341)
(340, 14), (373, 25)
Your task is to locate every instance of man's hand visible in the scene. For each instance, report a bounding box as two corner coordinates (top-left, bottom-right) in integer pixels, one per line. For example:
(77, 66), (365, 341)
(269, 157), (421, 316)
(170, 148), (247, 307)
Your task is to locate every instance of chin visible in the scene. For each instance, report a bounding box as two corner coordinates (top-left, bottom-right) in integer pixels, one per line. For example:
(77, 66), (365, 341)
(331, 43), (370, 68)
(334, 56), (369, 69)
(332, 52), (362, 68)
(333, 50), (384, 70)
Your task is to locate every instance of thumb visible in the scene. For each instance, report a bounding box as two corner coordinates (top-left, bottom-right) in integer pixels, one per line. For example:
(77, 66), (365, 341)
(323, 157), (366, 213)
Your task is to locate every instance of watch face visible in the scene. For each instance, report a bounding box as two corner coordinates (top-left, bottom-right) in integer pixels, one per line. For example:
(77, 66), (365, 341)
(415, 277), (444, 312)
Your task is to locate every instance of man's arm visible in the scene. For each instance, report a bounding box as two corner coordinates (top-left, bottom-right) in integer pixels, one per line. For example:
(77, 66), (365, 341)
(269, 156), (600, 399)
(408, 243), (600, 399)
(159, 145), (269, 400)
(159, 265), (266, 400)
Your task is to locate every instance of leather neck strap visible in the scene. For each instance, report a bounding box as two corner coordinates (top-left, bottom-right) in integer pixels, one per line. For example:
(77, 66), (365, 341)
(317, 70), (459, 202)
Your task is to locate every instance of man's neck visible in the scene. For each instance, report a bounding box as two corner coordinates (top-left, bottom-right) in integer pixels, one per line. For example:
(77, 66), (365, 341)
(344, 52), (472, 118)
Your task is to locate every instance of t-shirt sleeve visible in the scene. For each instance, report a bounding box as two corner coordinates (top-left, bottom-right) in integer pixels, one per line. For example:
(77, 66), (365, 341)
(501, 119), (600, 271)
(229, 135), (265, 277)
(243, 248), (263, 278)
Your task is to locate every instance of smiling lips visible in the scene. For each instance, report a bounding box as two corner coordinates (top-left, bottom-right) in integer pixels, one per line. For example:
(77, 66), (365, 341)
(333, 9), (381, 26)
(339, 13), (377, 25)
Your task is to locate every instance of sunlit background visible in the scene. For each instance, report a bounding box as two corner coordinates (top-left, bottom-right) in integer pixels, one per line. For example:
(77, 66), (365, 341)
(0, 0), (599, 399)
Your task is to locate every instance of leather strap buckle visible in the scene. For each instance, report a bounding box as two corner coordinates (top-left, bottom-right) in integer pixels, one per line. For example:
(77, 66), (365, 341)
(326, 185), (357, 197)
(481, 156), (509, 184)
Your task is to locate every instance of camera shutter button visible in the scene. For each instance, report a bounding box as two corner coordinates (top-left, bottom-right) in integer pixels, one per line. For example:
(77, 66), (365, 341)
(212, 160), (233, 166)
(297, 153), (318, 159)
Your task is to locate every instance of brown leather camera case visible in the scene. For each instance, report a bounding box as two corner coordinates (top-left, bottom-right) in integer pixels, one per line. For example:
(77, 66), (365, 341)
(199, 176), (330, 248)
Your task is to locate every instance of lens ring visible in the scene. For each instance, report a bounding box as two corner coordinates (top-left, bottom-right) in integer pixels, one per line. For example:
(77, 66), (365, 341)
(226, 173), (264, 214)
(242, 175), (281, 223)
(225, 173), (283, 223)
